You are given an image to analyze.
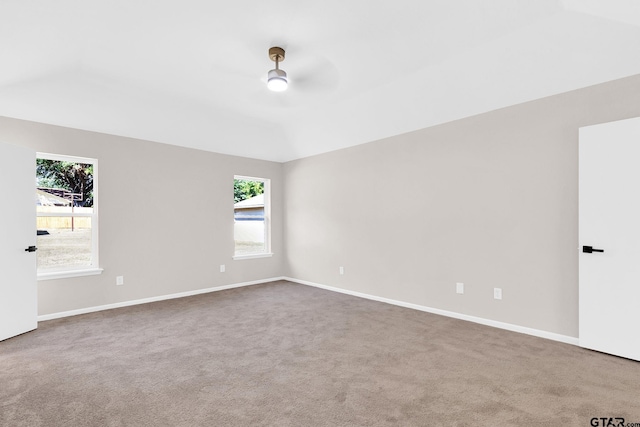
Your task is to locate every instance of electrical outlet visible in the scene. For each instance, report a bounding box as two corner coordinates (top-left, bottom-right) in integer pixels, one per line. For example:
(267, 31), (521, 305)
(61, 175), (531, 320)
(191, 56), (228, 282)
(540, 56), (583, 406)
(339, 266), (344, 275)
(220, 264), (225, 273)
(456, 282), (464, 294)
(494, 288), (502, 300)
(116, 276), (124, 286)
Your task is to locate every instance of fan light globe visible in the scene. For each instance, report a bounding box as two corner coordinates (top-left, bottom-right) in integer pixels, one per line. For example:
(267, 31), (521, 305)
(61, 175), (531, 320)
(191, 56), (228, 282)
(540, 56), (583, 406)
(267, 68), (288, 91)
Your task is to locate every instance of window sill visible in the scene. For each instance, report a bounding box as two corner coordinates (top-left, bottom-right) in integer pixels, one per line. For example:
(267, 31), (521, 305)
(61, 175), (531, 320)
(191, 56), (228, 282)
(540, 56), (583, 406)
(233, 253), (274, 261)
(38, 268), (104, 281)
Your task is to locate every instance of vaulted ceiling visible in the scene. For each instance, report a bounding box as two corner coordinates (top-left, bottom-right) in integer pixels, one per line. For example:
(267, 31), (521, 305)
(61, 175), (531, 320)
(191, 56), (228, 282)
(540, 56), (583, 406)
(1, 1), (640, 162)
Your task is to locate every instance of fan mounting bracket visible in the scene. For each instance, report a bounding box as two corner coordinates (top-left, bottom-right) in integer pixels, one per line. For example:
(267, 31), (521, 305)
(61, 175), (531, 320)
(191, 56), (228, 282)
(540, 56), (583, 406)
(268, 47), (285, 63)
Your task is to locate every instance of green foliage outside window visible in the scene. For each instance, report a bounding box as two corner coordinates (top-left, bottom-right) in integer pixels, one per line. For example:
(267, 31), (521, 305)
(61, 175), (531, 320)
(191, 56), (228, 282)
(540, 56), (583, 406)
(234, 179), (264, 203)
(36, 159), (94, 207)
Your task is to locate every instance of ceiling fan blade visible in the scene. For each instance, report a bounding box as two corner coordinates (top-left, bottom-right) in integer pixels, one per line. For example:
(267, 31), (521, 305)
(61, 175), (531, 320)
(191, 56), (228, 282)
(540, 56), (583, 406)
(288, 54), (340, 93)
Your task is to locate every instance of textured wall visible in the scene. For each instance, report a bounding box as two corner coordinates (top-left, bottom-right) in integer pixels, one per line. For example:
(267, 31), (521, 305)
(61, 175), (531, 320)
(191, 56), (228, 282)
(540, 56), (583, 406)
(0, 117), (283, 315)
(283, 74), (640, 338)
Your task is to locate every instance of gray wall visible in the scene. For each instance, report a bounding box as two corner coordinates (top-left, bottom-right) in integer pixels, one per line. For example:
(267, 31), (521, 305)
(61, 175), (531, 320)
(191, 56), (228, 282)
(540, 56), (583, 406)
(4, 74), (640, 334)
(283, 74), (640, 338)
(0, 117), (283, 316)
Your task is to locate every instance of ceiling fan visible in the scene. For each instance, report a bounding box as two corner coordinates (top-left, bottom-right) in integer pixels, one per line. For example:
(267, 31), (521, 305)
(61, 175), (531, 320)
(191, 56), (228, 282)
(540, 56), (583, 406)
(264, 46), (339, 95)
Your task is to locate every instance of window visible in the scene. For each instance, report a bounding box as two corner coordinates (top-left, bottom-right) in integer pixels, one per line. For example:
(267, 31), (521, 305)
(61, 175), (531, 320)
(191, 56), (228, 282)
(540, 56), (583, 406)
(36, 153), (101, 279)
(233, 176), (272, 259)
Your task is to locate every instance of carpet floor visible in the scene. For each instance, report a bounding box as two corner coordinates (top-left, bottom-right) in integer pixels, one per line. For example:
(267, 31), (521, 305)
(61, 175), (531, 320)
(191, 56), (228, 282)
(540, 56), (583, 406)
(1, 280), (639, 426)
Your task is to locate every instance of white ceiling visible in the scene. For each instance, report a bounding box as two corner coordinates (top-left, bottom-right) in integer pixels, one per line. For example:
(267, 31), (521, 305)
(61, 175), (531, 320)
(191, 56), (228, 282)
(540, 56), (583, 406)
(1, 0), (640, 162)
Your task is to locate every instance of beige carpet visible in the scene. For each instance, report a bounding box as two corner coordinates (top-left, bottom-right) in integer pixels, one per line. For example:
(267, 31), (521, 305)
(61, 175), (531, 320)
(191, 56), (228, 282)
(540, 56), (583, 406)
(1, 280), (638, 426)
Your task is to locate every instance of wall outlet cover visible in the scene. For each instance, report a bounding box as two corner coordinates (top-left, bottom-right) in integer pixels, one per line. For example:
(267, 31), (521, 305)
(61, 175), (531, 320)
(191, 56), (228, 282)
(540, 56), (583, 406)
(494, 288), (502, 300)
(456, 282), (464, 294)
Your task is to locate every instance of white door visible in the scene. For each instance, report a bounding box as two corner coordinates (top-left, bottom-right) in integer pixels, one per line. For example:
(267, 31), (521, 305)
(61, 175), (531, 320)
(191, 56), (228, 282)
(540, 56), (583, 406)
(0, 141), (37, 341)
(579, 117), (640, 361)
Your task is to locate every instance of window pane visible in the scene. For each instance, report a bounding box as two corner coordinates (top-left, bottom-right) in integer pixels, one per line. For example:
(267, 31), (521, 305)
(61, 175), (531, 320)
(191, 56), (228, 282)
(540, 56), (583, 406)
(234, 220), (265, 255)
(36, 154), (97, 272)
(36, 159), (94, 208)
(234, 178), (267, 256)
(36, 217), (92, 270)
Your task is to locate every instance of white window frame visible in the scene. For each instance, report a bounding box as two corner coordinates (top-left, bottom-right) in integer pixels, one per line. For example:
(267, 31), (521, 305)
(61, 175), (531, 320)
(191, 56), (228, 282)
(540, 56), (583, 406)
(233, 175), (273, 260)
(36, 152), (102, 280)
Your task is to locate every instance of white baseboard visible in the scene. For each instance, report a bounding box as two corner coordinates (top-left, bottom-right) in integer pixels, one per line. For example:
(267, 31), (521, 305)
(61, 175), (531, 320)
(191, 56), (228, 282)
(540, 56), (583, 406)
(283, 276), (579, 346)
(38, 275), (579, 347)
(38, 276), (286, 322)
